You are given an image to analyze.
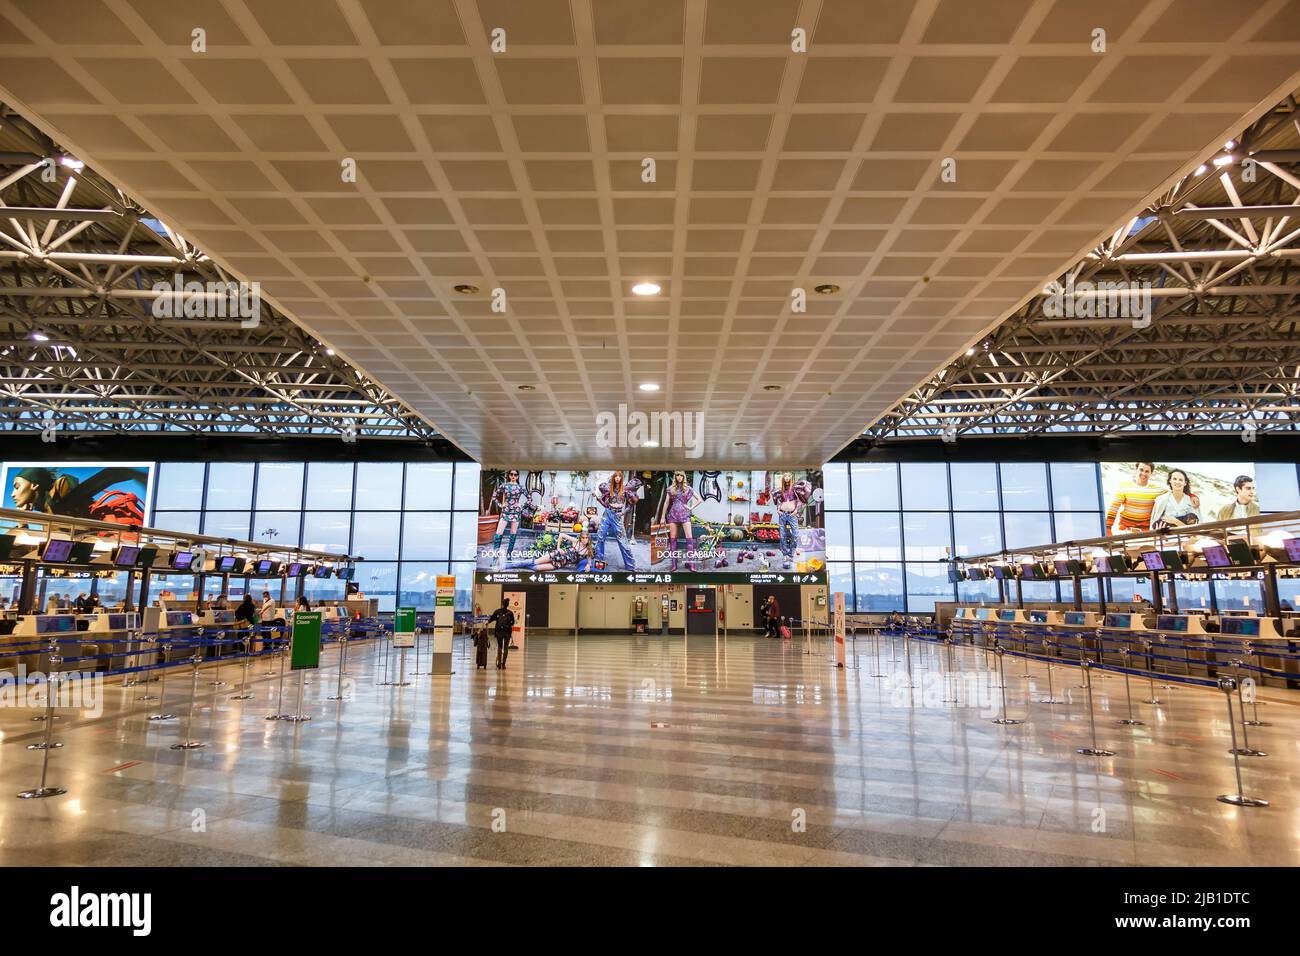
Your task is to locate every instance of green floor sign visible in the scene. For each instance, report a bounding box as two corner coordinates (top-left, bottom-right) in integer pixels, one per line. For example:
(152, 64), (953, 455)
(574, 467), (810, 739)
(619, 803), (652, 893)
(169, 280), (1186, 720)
(290, 611), (322, 670)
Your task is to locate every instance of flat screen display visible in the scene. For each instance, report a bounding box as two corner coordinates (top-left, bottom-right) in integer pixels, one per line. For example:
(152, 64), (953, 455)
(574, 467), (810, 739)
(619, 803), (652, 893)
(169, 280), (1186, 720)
(37, 615), (76, 633)
(216, 555), (237, 573)
(1064, 611), (1089, 626)
(991, 565), (1006, 580)
(170, 551), (194, 571)
(477, 468), (827, 584)
(1160, 549), (1185, 572)
(947, 567), (963, 583)
(1103, 613), (1133, 628)
(1028, 610), (1049, 623)
(286, 562), (305, 577)
(967, 567), (986, 581)
(1157, 615), (1189, 632)
(254, 559), (275, 575)
(997, 609), (1017, 622)
(0, 534), (15, 559)
(1202, 544), (1231, 568)
(1227, 540), (1255, 566)
(1283, 537), (1300, 562)
(1105, 555), (1129, 573)
(1020, 562), (1038, 579)
(336, 567), (354, 580)
(1221, 616), (1261, 637)
(1140, 551), (1165, 571)
(1, 461), (152, 526)
(40, 539), (74, 563)
(137, 546), (157, 568)
(113, 545), (140, 567)
(68, 541), (95, 564)
(312, 565), (333, 578)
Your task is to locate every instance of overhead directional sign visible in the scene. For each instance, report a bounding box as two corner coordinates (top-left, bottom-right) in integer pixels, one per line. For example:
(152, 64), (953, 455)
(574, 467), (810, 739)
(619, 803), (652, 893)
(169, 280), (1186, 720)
(477, 569), (826, 586)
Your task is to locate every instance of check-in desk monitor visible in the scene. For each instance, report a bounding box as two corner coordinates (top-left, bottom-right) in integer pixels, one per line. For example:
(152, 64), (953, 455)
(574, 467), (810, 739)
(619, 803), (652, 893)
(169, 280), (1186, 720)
(1102, 612), (1145, 629)
(1155, 614), (1204, 635)
(1026, 610), (1061, 625)
(974, 607), (996, 622)
(1220, 616), (1281, 640)
(995, 609), (1025, 623)
(1062, 611), (1097, 627)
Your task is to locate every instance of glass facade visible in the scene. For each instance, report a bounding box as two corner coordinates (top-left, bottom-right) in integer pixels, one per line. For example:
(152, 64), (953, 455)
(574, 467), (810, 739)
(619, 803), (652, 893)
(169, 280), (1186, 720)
(821, 460), (1300, 614)
(151, 461), (480, 612)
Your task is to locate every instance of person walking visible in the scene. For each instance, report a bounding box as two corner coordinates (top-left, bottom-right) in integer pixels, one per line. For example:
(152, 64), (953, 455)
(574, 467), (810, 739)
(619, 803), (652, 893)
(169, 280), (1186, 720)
(763, 595), (781, 639)
(487, 598), (516, 670)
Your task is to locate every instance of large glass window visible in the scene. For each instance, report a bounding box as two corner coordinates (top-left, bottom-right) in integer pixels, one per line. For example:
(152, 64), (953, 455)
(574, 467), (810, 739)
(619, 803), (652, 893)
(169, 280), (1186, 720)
(356, 562), (398, 612)
(1050, 462), (1100, 510)
(999, 462), (1049, 510)
(356, 462), (403, 509)
(450, 563), (476, 610)
(827, 562), (854, 608)
(255, 462), (304, 509)
(904, 562), (952, 612)
(852, 512), (900, 560)
(303, 512), (351, 554)
(853, 563), (904, 612)
(203, 511), (251, 539)
(351, 512), (401, 561)
(822, 463), (849, 510)
(401, 512), (452, 560)
(1255, 462), (1300, 512)
(152, 511), (201, 535)
(306, 462), (354, 510)
(155, 462), (205, 510)
(449, 512), (479, 563)
(399, 562), (445, 608)
(902, 512), (952, 561)
(1053, 511), (1102, 542)
(949, 462), (999, 510)
(453, 463), (481, 510)
(253, 511), (302, 548)
(1003, 512), (1052, 550)
(901, 463), (949, 510)
(824, 512), (852, 561)
(953, 512), (1000, 556)
(850, 463), (898, 510)
(405, 462), (454, 509)
(206, 462), (254, 510)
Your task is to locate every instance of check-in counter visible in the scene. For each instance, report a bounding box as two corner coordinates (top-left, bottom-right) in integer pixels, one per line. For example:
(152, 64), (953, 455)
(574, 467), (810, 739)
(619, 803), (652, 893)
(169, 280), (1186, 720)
(158, 610), (201, 663)
(1056, 610), (1101, 664)
(5, 614), (85, 673)
(1216, 615), (1296, 689)
(1097, 611), (1150, 666)
(84, 611), (141, 672)
(195, 609), (238, 659)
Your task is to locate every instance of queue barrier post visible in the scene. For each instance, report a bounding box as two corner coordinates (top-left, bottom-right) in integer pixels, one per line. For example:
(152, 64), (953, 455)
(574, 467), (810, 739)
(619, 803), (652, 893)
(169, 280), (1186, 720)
(327, 633), (350, 701)
(1243, 643), (1269, 727)
(147, 641), (177, 721)
(281, 667), (311, 723)
(1117, 648), (1144, 726)
(991, 646), (1022, 725)
(169, 653), (207, 750)
(230, 633), (254, 701)
(132, 636), (160, 704)
(1076, 660), (1115, 758)
(1228, 660), (1266, 758)
(942, 637), (958, 704)
(1215, 677), (1269, 808)
(17, 644), (66, 799)
(870, 626), (885, 678)
(25, 641), (65, 754)
(207, 631), (227, 687)
(1142, 639), (1162, 705)
(267, 637), (289, 721)
(1040, 637), (1063, 704)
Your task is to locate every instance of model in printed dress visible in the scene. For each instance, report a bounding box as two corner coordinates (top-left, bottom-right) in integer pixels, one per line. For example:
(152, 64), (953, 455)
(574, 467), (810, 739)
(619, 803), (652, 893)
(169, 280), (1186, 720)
(595, 470), (643, 570)
(771, 471), (812, 570)
(490, 469), (527, 566)
(657, 470), (702, 572)
(504, 531), (592, 572)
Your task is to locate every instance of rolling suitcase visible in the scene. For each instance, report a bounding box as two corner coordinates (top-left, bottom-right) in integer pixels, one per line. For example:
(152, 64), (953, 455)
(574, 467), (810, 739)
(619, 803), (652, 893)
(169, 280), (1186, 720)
(476, 643), (488, 669)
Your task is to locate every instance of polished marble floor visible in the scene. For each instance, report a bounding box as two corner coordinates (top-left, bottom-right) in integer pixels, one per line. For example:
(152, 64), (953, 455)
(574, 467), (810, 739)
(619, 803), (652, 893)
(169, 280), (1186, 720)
(0, 631), (1295, 866)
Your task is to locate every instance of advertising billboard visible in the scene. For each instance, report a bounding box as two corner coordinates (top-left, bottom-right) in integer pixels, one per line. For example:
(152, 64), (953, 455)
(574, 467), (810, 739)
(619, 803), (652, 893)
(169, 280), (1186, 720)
(476, 468), (825, 584)
(1101, 461), (1266, 535)
(2, 461), (153, 528)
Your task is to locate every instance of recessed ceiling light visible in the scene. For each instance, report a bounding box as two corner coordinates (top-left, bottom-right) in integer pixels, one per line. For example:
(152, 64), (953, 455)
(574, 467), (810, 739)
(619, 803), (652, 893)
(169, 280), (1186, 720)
(325, 348), (335, 356)
(638, 382), (660, 392)
(814, 284), (840, 295)
(642, 440), (659, 448)
(1212, 154), (1234, 167)
(453, 283), (479, 295)
(1224, 139), (1236, 150)
(763, 384), (783, 392)
(1194, 164), (1208, 176)
(631, 282), (661, 296)
(517, 384), (535, 391)
(31, 332), (49, 342)
(966, 348), (976, 356)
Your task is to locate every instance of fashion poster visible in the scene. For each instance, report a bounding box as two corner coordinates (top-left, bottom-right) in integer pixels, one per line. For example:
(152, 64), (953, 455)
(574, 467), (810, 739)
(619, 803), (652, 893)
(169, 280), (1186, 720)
(477, 469), (825, 575)
(2, 461), (153, 527)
